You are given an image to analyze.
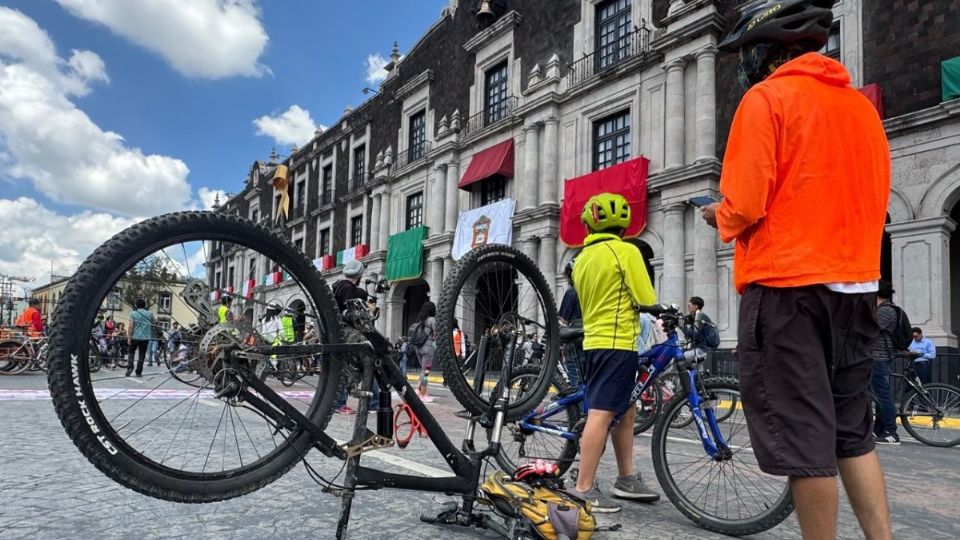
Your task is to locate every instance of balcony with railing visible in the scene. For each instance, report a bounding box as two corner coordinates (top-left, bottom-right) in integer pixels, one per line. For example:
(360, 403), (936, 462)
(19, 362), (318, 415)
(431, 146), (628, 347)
(291, 203), (306, 221)
(350, 171), (369, 192)
(462, 96), (519, 138)
(320, 189), (334, 206)
(393, 140), (433, 171)
(567, 27), (652, 90)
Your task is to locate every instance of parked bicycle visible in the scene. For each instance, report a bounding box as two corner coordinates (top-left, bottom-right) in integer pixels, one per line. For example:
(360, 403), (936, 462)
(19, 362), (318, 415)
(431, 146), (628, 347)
(893, 353), (960, 447)
(487, 306), (792, 536)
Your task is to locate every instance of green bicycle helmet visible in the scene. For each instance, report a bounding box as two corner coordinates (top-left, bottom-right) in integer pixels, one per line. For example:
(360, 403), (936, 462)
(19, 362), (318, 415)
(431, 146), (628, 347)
(581, 192), (631, 233)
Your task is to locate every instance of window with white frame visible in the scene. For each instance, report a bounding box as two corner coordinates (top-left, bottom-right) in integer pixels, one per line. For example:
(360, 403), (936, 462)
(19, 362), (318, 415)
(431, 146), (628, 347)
(481, 177), (507, 206)
(158, 291), (172, 313)
(820, 22), (840, 59)
(318, 227), (331, 257)
(352, 145), (366, 190)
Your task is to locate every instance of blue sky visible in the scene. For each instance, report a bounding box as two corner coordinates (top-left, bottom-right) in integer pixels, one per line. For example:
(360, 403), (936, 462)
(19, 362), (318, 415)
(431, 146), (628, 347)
(0, 0), (449, 286)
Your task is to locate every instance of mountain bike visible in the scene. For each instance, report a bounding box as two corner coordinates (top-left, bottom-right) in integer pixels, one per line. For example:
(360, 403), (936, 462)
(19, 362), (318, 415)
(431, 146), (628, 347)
(0, 332), (46, 375)
(893, 354), (960, 447)
(487, 306), (793, 537)
(46, 211), (561, 539)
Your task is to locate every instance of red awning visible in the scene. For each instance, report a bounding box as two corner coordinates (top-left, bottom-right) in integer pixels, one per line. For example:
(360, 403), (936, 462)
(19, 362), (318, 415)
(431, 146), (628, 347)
(459, 138), (514, 189)
(858, 83), (884, 118)
(560, 156), (650, 247)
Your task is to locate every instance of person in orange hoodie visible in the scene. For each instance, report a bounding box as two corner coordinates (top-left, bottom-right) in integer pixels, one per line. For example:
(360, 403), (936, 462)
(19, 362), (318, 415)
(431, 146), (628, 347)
(701, 2), (893, 539)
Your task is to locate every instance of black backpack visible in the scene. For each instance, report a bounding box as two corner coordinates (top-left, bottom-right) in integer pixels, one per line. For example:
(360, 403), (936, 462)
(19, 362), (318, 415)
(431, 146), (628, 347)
(887, 305), (913, 352)
(408, 321), (429, 347)
(701, 321), (721, 350)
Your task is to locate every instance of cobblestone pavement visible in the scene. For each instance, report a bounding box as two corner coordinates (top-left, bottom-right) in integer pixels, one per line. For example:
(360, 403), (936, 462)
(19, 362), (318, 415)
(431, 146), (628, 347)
(2, 368), (958, 540)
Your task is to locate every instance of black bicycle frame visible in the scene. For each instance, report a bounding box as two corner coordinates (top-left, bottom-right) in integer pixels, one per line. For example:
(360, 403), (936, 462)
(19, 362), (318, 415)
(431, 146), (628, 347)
(234, 329), (516, 495)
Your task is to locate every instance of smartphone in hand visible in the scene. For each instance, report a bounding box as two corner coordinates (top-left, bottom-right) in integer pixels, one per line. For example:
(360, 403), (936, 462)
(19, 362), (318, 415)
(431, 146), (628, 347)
(688, 196), (719, 208)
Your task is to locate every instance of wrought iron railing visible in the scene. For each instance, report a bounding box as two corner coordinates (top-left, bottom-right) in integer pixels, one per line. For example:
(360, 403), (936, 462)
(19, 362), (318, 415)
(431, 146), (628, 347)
(350, 172), (368, 192)
(320, 190), (333, 206)
(291, 204), (306, 220)
(567, 27), (651, 89)
(462, 96), (519, 138)
(394, 140), (433, 171)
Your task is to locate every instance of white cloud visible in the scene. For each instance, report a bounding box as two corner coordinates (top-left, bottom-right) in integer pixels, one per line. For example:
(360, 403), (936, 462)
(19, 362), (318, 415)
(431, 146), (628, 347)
(365, 53), (389, 85)
(253, 105), (319, 147)
(0, 7), (106, 96)
(197, 187), (227, 210)
(53, 0), (269, 79)
(0, 7), (193, 216)
(0, 197), (141, 286)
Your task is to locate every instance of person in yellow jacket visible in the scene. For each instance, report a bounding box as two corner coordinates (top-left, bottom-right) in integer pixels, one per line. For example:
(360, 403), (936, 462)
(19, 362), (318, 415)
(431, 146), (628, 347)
(570, 192), (659, 513)
(217, 296), (235, 324)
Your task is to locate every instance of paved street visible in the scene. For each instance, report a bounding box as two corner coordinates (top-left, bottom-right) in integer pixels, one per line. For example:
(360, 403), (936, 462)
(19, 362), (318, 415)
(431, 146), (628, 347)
(1, 367), (958, 540)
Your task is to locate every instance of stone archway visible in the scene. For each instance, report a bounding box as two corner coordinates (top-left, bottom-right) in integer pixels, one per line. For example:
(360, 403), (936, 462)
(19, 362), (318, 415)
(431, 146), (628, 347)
(950, 202), (960, 347)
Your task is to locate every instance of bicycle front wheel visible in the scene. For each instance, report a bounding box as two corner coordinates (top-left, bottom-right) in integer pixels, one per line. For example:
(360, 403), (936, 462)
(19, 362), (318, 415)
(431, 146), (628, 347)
(436, 245), (559, 420)
(900, 383), (960, 447)
(46, 211), (344, 503)
(0, 341), (31, 375)
(652, 376), (793, 536)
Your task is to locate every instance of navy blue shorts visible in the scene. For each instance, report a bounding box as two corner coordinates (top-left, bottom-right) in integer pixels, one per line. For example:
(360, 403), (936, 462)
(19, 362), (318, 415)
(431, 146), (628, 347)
(583, 349), (638, 414)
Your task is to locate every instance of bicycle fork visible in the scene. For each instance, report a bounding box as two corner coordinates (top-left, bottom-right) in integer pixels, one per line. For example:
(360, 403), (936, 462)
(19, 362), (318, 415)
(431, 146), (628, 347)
(685, 370), (730, 459)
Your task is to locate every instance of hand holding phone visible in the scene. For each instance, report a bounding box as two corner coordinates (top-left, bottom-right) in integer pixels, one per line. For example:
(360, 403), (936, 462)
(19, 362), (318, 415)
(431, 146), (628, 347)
(688, 196), (719, 208)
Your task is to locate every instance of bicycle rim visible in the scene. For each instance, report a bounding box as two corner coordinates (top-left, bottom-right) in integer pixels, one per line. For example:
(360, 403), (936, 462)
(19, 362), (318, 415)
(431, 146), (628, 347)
(900, 384), (960, 447)
(46, 211), (344, 502)
(436, 245), (559, 420)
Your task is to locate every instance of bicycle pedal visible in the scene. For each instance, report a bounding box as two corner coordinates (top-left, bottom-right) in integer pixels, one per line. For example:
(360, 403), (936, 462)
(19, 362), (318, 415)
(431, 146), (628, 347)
(342, 431), (394, 457)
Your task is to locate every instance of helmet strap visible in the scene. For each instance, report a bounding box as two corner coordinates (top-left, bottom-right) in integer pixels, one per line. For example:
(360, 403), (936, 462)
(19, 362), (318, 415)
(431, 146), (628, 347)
(737, 42), (808, 91)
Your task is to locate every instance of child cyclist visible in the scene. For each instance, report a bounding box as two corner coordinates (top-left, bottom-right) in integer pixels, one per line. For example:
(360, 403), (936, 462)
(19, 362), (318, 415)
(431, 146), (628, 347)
(570, 192), (660, 512)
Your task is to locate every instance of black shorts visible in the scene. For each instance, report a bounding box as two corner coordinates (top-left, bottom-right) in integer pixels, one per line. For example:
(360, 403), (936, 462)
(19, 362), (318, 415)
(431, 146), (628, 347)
(583, 349), (637, 414)
(738, 285), (878, 477)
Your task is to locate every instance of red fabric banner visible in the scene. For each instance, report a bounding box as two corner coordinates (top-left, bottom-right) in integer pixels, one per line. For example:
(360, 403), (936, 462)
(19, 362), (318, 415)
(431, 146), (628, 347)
(560, 156), (649, 247)
(858, 83), (884, 118)
(321, 254), (335, 270)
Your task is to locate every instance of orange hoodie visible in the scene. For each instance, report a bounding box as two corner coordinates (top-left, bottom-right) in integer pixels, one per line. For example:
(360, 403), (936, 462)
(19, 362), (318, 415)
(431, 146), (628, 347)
(716, 53), (890, 294)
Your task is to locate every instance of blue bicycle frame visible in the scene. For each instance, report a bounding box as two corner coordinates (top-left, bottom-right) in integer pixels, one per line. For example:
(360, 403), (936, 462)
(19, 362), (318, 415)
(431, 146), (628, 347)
(517, 330), (731, 458)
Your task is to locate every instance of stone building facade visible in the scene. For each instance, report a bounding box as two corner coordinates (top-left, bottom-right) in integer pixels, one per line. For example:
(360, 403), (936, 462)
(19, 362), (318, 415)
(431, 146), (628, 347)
(211, 0), (960, 350)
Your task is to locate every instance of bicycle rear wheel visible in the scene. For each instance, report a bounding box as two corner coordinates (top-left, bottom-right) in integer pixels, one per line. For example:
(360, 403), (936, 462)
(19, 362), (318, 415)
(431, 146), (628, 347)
(436, 245), (559, 420)
(632, 378), (663, 435)
(0, 341), (31, 375)
(491, 366), (581, 476)
(46, 211), (344, 503)
(652, 376), (793, 536)
(899, 383), (960, 447)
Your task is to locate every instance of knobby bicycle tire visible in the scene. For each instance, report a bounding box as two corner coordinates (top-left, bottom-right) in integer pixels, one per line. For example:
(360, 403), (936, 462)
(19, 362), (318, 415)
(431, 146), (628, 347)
(490, 366), (581, 475)
(899, 383), (960, 447)
(436, 244), (559, 421)
(46, 211), (344, 503)
(652, 376), (793, 536)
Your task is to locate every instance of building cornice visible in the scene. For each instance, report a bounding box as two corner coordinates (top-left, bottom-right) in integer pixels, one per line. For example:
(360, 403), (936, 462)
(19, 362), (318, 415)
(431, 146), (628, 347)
(886, 215), (957, 236)
(648, 159), (722, 191)
(650, 8), (724, 53)
(393, 70), (435, 101)
(884, 98), (960, 137)
(463, 11), (522, 53)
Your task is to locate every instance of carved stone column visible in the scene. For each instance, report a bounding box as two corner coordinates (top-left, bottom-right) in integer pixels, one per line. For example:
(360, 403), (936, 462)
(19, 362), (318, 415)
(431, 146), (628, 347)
(664, 59), (686, 169)
(541, 117), (560, 206)
(369, 193), (381, 252)
(695, 47), (717, 162)
(522, 123), (541, 211)
(662, 205), (686, 305)
(445, 160), (460, 233)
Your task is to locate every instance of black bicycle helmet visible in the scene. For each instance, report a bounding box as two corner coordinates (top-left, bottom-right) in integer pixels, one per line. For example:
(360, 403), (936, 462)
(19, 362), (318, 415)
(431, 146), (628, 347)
(718, 0), (834, 52)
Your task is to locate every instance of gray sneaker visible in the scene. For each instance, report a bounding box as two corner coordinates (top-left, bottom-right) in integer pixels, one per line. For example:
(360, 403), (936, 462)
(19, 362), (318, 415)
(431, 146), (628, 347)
(611, 473), (660, 502)
(570, 483), (621, 514)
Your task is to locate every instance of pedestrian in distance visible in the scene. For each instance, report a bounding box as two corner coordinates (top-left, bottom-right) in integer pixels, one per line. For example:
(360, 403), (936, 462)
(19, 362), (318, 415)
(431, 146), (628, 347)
(700, 1), (893, 538)
(126, 298), (155, 377)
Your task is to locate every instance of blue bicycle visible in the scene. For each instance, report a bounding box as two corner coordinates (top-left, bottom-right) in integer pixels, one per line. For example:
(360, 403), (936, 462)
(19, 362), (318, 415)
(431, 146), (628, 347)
(493, 304), (793, 536)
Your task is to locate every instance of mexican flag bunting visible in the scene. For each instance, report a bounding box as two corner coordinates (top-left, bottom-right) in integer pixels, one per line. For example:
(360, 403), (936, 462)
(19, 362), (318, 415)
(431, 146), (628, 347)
(226, 285), (235, 295)
(312, 258), (324, 271)
(210, 289), (220, 302)
(336, 244), (369, 266)
(261, 271), (282, 286)
(242, 279), (255, 299)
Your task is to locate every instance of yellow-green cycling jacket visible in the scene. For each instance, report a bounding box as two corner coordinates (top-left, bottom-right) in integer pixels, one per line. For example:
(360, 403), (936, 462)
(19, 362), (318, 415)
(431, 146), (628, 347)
(572, 232), (656, 351)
